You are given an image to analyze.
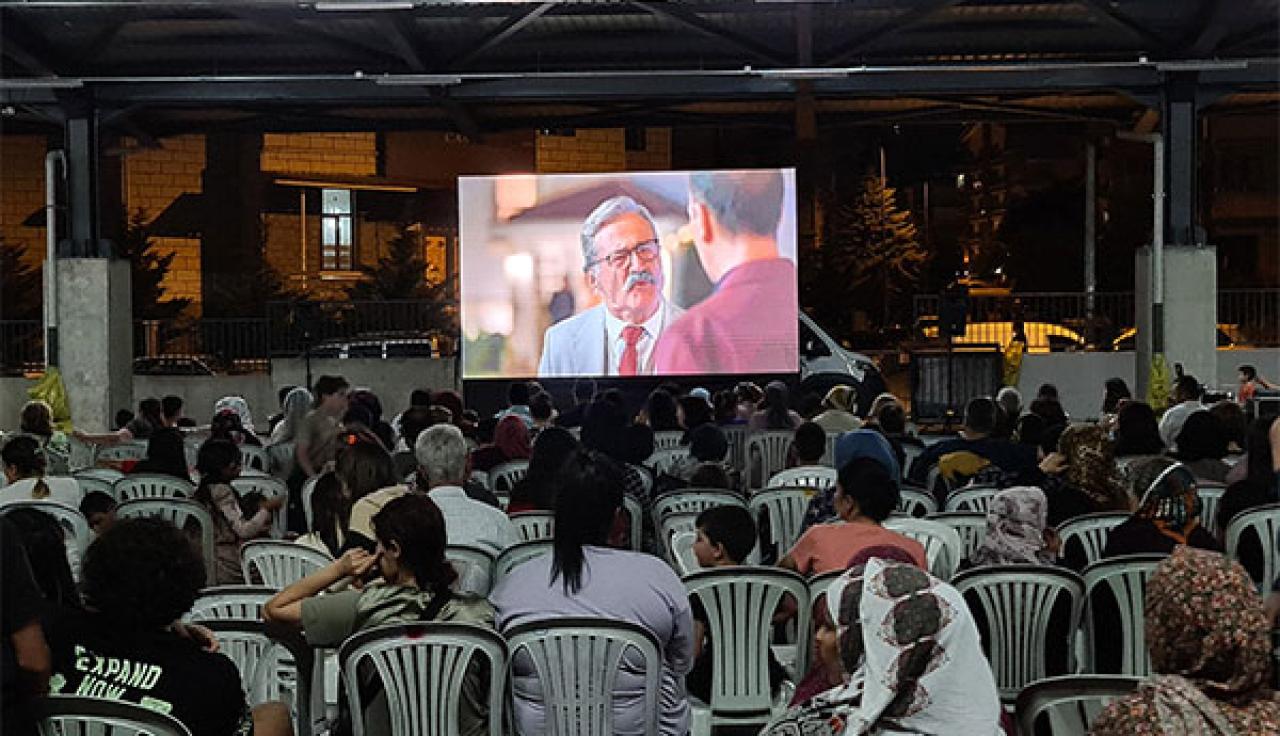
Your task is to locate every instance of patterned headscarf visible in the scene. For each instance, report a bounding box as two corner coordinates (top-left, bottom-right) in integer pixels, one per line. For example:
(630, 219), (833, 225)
(1133, 458), (1203, 545)
(970, 486), (1054, 566)
(1059, 423), (1128, 509)
(1092, 546), (1280, 735)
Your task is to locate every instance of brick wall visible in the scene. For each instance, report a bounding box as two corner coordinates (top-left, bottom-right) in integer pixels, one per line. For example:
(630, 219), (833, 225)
(535, 128), (672, 174)
(626, 128), (673, 171)
(121, 135), (206, 310)
(261, 133), (378, 176)
(0, 135), (50, 271)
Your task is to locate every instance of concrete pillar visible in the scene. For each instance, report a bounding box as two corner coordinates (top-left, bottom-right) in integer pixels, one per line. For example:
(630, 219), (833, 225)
(1135, 245), (1217, 399)
(56, 258), (133, 431)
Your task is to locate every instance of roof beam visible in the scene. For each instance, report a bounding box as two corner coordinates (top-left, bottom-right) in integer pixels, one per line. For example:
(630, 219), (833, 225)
(1077, 0), (1170, 54)
(1181, 0), (1232, 56)
(0, 13), (59, 76)
(820, 0), (966, 66)
(1216, 21), (1279, 55)
(447, 2), (555, 70)
(632, 1), (788, 67)
(376, 15), (429, 72)
(224, 8), (409, 69)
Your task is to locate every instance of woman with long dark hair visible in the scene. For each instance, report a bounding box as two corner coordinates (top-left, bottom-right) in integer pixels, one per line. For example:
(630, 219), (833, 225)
(643, 389), (681, 432)
(294, 471), (349, 557)
(193, 439), (282, 584)
(490, 450), (694, 736)
(6, 507), (81, 607)
(748, 380), (801, 431)
(1113, 401), (1166, 458)
(508, 427), (579, 514)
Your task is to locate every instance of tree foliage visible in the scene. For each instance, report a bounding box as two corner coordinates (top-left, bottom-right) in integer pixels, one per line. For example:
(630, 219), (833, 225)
(114, 209), (191, 320)
(0, 238), (42, 320)
(345, 223), (457, 335)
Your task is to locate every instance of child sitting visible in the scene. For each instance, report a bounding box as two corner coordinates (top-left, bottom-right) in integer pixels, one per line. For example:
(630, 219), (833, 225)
(78, 491), (117, 535)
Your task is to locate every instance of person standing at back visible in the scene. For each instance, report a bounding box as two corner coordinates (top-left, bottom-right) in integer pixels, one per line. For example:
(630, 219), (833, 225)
(291, 375), (349, 531)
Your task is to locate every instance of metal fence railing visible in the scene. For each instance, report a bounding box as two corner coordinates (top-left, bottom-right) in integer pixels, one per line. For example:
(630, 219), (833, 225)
(1218, 289), (1280, 348)
(0, 320), (42, 375)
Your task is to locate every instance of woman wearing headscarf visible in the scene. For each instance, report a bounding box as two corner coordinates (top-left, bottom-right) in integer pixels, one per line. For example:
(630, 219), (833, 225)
(468, 414), (531, 473)
(1174, 411), (1231, 483)
(801, 429), (900, 530)
(1101, 457), (1221, 560)
(762, 558), (1004, 736)
(812, 385), (862, 435)
(213, 396), (262, 446)
(1092, 546), (1280, 735)
(269, 387), (314, 445)
(1039, 423), (1132, 527)
(967, 486), (1058, 568)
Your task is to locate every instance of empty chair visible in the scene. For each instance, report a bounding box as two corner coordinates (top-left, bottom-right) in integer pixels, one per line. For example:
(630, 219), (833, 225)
(505, 617), (662, 736)
(684, 568), (809, 735)
(446, 544), (498, 596)
(510, 511), (555, 543)
(338, 622), (507, 736)
(943, 484), (999, 513)
(187, 585), (275, 622)
(928, 511), (988, 562)
(239, 444), (272, 473)
(651, 489), (746, 530)
(1015, 675), (1141, 736)
(652, 430), (683, 451)
(883, 516), (964, 581)
(744, 431), (793, 491)
(489, 460), (530, 493)
(96, 442), (150, 463)
(116, 498), (217, 585)
(113, 474), (195, 503)
(1057, 512), (1130, 569)
(749, 488), (812, 562)
(35, 696), (193, 736)
(952, 565), (1085, 701)
(240, 539), (333, 589)
(201, 619), (313, 735)
(646, 447), (689, 477)
(766, 466), (836, 492)
(1225, 502), (1280, 588)
(231, 476), (290, 539)
(1081, 554), (1166, 676)
(0, 499), (91, 558)
(494, 540), (553, 583)
(898, 487), (939, 517)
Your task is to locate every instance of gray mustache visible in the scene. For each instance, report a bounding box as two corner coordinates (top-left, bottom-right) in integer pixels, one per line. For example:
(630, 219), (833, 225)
(625, 271), (657, 291)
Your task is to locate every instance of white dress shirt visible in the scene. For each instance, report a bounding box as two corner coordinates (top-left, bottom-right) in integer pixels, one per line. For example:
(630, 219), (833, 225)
(603, 301), (665, 376)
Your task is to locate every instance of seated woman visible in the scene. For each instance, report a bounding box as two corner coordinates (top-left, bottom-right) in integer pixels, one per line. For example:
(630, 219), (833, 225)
(0, 435), (82, 510)
(1173, 410), (1231, 483)
(1101, 457), (1221, 560)
(1092, 546), (1280, 734)
(490, 450), (694, 736)
(1218, 417), (1280, 579)
(763, 558), (1004, 736)
(782, 457), (925, 576)
(294, 471), (349, 557)
(469, 415), (531, 473)
(132, 426), (192, 481)
(266, 493), (494, 736)
(1039, 424), (1132, 528)
(193, 439), (283, 584)
(966, 486), (1060, 568)
(507, 427), (579, 514)
(800, 429), (899, 530)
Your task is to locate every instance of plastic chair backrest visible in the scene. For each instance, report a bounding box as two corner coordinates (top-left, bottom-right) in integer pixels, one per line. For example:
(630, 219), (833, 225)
(670, 530), (699, 576)
(236, 444), (270, 473)
(266, 442), (294, 479)
(67, 437), (98, 472)
(1081, 554), (1167, 676)
(952, 565), (1085, 701)
(1225, 502), (1280, 589)
(300, 475), (320, 530)
(187, 585), (275, 622)
(651, 490), (746, 529)
(231, 476), (289, 539)
(722, 426), (747, 472)
(821, 434), (837, 467)
(646, 448), (688, 476)
(898, 487), (939, 517)
(469, 470), (490, 490)
(684, 568), (811, 723)
(749, 487), (811, 560)
(74, 467), (124, 484)
(745, 431), (794, 491)
(241, 540), (333, 588)
(182, 436), (204, 471)
(658, 512), (700, 563)
(74, 474), (115, 499)
(494, 540), (553, 583)
(113, 474), (194, 503)
(446, 544), (498, 596)
(902, 443), (925, 476)
(927, 512), (988, 562)
(505, 617), (662, 736)
(1015, 674), (1141, 736)
(490, 460), (530, 492)
(1196, 481), (1226, 535)
(882, 516), (964, 581)
(511, 511), (556, 543)
(766, 467), (836, 492)
(807, 570), (843, 618)
(338, 622), (507, 736)
(116, 498), (218, 585)
(96, 442), (150, 463)
(652, 431), (683, 451)
(36, 695), (193, 736)
(0, 499), (91, 557)
(622, 495), (643, 552)
(943, 484), (999, 513)
(1057, 512), (1130, 569)
(201, 619), (313, 734)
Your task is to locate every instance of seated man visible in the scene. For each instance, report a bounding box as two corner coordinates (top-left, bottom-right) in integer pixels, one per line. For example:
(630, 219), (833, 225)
(43, 517), (291, 736)
(906, 397), (1039, 488)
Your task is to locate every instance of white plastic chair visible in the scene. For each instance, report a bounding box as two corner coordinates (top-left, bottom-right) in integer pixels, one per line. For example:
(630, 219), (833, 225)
(1196, 481), (1226, 535)
(36, 696), (192, 736)
(202, 619), (314, 734)
(1225, 502), (1280, 589)
(1081, 554), (1167, 676)
(183, 436), (204, 471)
(749, 487), (810, 561)
(820, 433), (837, 467)
(652, 430), (683, 451)
(231, 476), (289, 539)
(510, 511), (555, 543)
(670, 530), (700, 576)
(266, 441), (295, 479)
(952, 565), (1085, 702)
(115, 498), (218, 586)
(188, 585), (275, 622)
(505, 617), (662, 736)
(898, 487), (939, 517)
(766, 466), (836, 492)
(646, 447), (688, 476)
(67, 436), (98, 472)
(1015, 675), (1141, 736)
(469, 470), (490, 490)
(0, 499), (91, 557)
(113, 474), (195, 502)
(684, 567), (810, 735)
(490, 460), (529, 492)
(74, 466), (123, 485)
(73, 473), (115, 500)
(339, 622), (508, 736)
(883, 516), (963, 581)
(446, 544), (498, 596)
(722, 425), (747, 472)
(95, 441), (150, 463)
(241, 539), (333, 588)
(1057, 512), (1130, 569)
(651, 489), (746, 529)
(301, 474), (321, 530)
(745, 431), (793, 491)
(239, 444), (272, 473)
(658, 512), (701, 564)
(928, 511), (988, 563)
(622, 495), (643, 552)
(943, 484), (999, 513)
(494, 540), (553, 583)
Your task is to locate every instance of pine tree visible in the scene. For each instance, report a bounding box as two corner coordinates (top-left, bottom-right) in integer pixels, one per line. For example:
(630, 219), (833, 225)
(0, 238), (42, 320)
(346, 223), (457, 335)
(114, 209), (191, 320)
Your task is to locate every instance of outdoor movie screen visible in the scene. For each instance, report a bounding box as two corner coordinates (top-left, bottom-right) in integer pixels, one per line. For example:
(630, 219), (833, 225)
(459, 168), (798, 380)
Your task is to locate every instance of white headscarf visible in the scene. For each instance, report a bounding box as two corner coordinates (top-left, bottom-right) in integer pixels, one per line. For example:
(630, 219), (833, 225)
(213, 396), (257, 437)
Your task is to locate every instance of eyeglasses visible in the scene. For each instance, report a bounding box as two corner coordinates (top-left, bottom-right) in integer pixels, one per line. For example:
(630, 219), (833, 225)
(585, 240), (660, 271)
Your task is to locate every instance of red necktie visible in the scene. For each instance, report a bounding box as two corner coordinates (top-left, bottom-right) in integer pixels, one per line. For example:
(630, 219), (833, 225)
(619, 325), (645, 376)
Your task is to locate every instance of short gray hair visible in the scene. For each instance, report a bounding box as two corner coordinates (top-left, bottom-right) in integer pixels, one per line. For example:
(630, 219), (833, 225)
(414, 423), (468, 486)
(996, 386), (1022, 417)
(579, 195), (659, 271)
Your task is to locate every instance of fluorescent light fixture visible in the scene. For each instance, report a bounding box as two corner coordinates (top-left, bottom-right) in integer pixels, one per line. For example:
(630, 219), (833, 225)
(757, 68), (849, 80)
(314, 1), (416, 11)
(1154, 60), (1248, 71)
(375, 74), (464, 86)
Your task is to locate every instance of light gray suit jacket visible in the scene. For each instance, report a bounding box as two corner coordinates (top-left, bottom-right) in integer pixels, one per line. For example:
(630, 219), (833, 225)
(537, 302), (684, 377)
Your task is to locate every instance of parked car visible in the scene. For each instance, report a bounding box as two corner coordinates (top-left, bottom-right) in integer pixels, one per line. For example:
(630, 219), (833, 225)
(132, 355), (217, 375)
(308, 335), (437, 360)
(918, 320), (1086, 354)
(1110, 325), (1242, 351)
(799, 312), (887, 415)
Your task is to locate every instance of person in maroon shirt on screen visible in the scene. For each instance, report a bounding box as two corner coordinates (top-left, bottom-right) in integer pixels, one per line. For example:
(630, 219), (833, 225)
(652, 170), (797, 375)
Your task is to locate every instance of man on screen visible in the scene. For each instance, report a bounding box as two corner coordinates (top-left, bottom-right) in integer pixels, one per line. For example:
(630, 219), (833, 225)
(652, 170), (798, 375)
(538, 196), (684, 377)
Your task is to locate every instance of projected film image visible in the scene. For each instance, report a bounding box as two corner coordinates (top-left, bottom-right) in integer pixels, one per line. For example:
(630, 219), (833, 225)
(460, 169), (798, 379)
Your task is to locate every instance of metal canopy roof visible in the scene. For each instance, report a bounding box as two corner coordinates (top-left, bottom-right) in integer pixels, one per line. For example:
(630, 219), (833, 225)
(1, 0), (1276, 133)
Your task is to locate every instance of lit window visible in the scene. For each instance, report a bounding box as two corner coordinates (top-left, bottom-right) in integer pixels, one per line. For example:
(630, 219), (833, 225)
(321, 188), (354, 270)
